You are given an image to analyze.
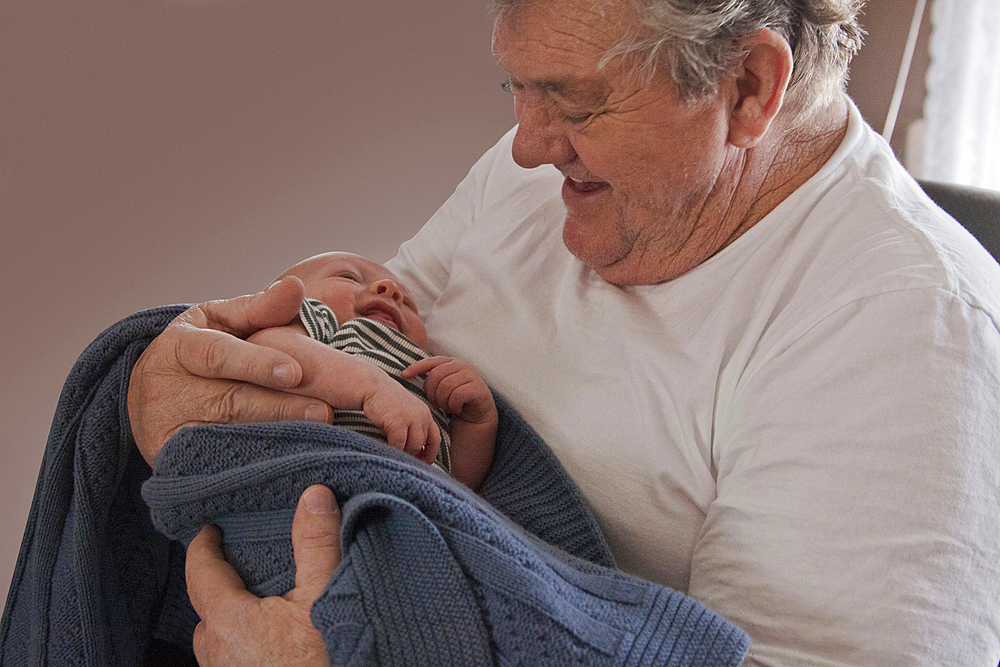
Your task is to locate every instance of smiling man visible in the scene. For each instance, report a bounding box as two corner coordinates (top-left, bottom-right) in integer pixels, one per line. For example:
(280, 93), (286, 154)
(128, 0), (1000, 664)
(495, 0), (753, 286)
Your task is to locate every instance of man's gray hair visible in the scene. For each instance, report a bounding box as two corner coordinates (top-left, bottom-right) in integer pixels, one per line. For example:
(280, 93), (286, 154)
(492, 0), (865, 114)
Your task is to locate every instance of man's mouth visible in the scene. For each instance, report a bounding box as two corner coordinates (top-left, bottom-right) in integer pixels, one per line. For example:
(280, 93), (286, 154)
(563, 175), (609, 195)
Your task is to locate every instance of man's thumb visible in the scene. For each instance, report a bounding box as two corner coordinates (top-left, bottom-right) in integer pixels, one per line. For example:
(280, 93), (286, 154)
(291, 485), (342, 600)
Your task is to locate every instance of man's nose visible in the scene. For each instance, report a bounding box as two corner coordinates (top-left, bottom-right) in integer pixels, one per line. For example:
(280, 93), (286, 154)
(511, 100), (576, 169)
(372, 279), (403, 303)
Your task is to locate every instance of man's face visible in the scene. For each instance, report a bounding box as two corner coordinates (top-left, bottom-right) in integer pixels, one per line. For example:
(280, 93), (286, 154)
(492, 0), (734, 285)
(280, 252), (428, 348)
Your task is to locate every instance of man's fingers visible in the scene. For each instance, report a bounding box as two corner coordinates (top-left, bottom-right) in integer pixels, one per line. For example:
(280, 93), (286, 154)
(172, 276), (307, 388)
(186, 525), (256, 620)
(175, 325), (304, 390)
(195, 275), (307, 337)
(129, 355), (329, 465)
(199, 381), (332, 427)
(187, 517), (332, 667)
(128, 279), (313, 464)
(290, 485), (342, 603)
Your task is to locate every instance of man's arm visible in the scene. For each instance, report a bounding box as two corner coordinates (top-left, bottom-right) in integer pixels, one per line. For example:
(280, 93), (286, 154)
(127, 276), (333, 465)
(691, 289), (1000, 664)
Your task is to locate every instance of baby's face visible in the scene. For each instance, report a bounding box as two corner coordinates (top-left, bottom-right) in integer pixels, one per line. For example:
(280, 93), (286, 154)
(280, 252), (428, 348)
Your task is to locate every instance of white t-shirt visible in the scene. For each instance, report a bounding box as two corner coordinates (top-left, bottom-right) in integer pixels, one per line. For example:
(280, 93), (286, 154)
(386, 99), (1000, 665)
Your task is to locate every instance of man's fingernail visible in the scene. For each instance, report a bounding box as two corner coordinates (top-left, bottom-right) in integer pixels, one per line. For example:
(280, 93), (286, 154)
(273, 363), (295, 385)
(305, 404), (329, 423)
(304, 486), (336, 514)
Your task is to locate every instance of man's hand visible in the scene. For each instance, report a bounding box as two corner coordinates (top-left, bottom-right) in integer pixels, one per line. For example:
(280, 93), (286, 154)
(128, 276), (333, 465)
(186, 485), (341, 667)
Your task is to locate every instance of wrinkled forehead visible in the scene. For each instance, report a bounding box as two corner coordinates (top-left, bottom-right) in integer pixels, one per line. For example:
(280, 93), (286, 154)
(493, 0), (631, 54)
(492, 0), (636, 87)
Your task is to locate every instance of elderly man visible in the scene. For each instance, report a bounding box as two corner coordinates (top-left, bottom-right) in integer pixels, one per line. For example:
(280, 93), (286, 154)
(130, 0), (1000, 664)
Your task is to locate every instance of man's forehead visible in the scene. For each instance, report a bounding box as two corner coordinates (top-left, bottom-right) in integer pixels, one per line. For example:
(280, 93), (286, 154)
(493, 0), (631, 91)
(493, 0), (632, 45)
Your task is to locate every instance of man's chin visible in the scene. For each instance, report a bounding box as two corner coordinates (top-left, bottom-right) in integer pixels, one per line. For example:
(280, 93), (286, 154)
(562, 217), (627, 277)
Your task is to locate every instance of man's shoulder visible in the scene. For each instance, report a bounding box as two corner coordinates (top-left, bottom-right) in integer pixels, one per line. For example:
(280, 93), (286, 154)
(806, 168), (1000, 317)
(712, 161), (1000, 352)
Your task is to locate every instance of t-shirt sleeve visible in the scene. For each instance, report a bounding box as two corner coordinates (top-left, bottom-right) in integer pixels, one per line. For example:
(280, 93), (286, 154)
(693, 287), (1000, 664)
(386, 127), (517, 315)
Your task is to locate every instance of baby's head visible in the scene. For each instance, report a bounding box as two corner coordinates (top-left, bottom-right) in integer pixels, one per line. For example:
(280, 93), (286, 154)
(278, 252), (427, 348)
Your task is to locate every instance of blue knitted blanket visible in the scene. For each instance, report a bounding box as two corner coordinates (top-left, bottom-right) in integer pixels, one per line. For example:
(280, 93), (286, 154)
(1, 305), (750, 666)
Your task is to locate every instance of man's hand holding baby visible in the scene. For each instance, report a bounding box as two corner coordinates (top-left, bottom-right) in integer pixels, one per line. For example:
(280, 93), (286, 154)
(127, 276), (332, 466)
(158, 252), (497, 489)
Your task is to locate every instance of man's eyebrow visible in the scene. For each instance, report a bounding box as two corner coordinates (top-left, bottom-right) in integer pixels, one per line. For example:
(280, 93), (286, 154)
(528, 77), (609, 105)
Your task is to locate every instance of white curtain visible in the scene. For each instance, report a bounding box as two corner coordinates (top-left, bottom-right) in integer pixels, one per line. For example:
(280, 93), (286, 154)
(922, 0), (1000, 191)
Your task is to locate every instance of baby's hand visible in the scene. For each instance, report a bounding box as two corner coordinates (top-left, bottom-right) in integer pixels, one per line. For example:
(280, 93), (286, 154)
(361, 374), (441, 465)
(402, 357), (497, 425)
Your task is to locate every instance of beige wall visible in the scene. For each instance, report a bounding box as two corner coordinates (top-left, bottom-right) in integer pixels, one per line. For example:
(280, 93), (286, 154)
(0, 0), (928, 608)
(0, 0), (514, 608)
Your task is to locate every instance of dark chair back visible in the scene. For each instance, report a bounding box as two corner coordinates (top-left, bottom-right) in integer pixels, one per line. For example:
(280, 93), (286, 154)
(919, 180), (1000, 261)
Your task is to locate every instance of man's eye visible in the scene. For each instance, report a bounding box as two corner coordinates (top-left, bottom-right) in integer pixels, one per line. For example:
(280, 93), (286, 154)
(561, 110), (593, 124)
(501, 78), (523, 95)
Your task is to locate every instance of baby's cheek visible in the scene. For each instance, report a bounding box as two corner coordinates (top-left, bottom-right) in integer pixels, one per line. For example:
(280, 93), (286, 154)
(406, 317), (429, 349)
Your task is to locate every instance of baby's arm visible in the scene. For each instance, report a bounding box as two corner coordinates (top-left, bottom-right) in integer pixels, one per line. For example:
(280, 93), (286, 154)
(247, 323), (441, 463)
(402, 357), (497, 491)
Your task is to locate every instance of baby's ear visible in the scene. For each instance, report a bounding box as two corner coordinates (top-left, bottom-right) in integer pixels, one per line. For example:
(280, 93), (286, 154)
(725, 28), (793, 148)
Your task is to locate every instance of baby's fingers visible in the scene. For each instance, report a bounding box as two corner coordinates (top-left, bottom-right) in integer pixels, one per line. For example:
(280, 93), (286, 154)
(442, 379), (481, 414)
(416, 424), (441, 465)
(382, 421), (411, 453)
(383, 416), (441, 465)
(424, 363), (476, 410)
(401, 356), (452, 379)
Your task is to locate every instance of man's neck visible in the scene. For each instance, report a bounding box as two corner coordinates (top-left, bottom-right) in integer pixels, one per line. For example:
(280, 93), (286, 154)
(717, 97), (850, 253)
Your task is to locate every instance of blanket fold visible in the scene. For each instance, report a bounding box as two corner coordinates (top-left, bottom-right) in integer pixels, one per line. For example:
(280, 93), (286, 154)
(1, 305), (750, 666)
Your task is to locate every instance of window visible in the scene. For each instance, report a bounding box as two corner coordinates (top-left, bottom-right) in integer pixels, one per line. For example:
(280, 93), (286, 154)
(922, 0), (1000, 191)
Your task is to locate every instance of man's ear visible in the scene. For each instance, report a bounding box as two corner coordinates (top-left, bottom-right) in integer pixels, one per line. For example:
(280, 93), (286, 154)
(726, 29), (793, 148)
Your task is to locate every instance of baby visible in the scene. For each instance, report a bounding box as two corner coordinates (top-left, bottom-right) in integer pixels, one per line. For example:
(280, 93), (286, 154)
(248, 252), (497, 490)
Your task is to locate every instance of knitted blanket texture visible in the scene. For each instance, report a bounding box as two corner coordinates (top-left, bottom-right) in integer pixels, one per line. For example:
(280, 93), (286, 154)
(1, 305), (750, 666)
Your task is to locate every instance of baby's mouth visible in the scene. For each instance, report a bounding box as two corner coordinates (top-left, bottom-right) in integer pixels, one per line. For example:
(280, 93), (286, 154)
(360, 303), (401, 331)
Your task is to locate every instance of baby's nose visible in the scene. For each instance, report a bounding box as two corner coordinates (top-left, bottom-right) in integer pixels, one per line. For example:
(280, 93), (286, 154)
(372, 279), (402, 302)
